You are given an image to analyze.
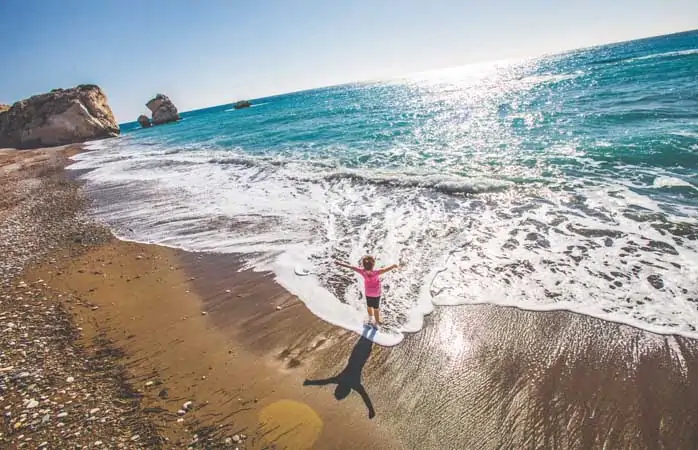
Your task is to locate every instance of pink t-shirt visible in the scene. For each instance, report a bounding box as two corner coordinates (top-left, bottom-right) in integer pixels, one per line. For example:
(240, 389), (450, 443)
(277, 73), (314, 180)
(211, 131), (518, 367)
(358, 269), (381, 297)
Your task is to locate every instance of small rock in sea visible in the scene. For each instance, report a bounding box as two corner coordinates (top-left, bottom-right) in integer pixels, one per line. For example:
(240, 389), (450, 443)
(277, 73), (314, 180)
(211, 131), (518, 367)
(182, 401), (193, 410)
(233, 435), (241, 443)
(26, 399), (39, 409)
(66, 376), (75, 383)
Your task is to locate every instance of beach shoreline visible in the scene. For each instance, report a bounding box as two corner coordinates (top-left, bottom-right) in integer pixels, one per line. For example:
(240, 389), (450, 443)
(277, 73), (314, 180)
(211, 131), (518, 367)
(3, 145), (698, 449)
(2, 145), (397, 449)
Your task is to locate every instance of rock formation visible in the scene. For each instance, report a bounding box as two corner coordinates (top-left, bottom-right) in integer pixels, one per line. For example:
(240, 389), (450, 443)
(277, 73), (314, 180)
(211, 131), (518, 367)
(137, 115), (151, 128)
(146, 94), (179, 125)
(234, 100), (251, 110)
(0, 85), (119, 149)
(0, 104), (10, 113)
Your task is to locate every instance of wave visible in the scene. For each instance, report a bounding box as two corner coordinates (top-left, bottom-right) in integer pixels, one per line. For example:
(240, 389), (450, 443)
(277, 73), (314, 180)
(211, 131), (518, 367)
(207, 154), (514, 194)
(592, 48), (698, 66)
(301, 170), (514, 194)
(632, 48), (698, 62)
(653, 176), (697, 189)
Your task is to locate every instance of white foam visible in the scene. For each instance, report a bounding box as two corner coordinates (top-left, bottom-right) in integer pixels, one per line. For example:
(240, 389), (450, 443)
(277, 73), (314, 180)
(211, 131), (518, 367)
(69, 139), (698, 345)
(653, 176), (696, 189)
(632, 48), (698, 63)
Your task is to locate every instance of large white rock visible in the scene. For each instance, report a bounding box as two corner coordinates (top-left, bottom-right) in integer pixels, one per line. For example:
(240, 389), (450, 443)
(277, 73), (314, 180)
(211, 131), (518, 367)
(0, 85), (119, 149)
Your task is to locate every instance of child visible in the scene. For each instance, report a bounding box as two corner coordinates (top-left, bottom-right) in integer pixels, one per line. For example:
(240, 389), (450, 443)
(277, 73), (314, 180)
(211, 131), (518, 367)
(335, 256), (399, 327)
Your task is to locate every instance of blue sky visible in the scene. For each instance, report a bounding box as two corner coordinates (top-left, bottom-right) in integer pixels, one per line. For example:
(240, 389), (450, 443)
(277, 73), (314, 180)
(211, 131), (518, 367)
(1, 0), (696, 121)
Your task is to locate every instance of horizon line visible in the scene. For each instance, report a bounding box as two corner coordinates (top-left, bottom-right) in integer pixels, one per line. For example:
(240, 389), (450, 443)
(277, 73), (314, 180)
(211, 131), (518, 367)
(130, 26), (697, 123)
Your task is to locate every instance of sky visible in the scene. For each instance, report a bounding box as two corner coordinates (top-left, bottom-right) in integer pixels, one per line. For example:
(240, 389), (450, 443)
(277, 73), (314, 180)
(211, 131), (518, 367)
(1, 0), (696, 122)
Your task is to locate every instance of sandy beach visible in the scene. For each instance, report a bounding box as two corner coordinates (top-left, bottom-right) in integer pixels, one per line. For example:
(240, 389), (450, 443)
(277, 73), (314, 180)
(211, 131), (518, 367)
(2, 146), (698, 449)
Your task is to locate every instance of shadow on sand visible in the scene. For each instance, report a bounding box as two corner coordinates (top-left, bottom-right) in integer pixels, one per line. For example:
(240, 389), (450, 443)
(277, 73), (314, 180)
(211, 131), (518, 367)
(303, 325), (377, 418)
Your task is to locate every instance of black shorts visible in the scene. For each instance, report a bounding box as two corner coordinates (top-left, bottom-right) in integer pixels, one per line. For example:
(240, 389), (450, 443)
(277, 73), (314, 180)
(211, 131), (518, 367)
(366, 296), (381, 309)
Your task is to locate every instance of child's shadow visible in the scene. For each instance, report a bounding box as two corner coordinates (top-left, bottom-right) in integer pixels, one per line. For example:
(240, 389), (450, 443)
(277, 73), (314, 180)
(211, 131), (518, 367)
(303, 325), (377, 418)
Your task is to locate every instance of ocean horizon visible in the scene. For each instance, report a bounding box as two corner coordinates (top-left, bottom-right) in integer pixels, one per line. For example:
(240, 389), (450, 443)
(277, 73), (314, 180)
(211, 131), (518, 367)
(72, 29), (698, 346)
(117, 29), (698, 128)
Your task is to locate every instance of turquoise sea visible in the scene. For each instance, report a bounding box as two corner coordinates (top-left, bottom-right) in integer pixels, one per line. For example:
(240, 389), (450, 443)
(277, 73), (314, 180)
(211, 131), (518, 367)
(72, 30), (698, 345)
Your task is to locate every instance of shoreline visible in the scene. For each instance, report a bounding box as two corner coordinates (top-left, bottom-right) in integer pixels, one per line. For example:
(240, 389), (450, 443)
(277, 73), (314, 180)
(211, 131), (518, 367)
(3, 146), (698, 448)
(2, 145), (392, 449)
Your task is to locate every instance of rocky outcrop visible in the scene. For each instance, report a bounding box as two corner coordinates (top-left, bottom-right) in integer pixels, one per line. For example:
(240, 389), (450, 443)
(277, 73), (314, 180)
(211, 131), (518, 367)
(234, 100), (251, 110)
(146, 94), (179, 125)
(0, 85), (119, 149)
(0, 104), (10, 113)
(137, 115), (151, 128)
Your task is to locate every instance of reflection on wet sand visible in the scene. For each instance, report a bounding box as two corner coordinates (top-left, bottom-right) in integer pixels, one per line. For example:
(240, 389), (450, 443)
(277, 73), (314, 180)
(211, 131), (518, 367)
(364, 305), (698, 449)
(184, 251), (698, 449)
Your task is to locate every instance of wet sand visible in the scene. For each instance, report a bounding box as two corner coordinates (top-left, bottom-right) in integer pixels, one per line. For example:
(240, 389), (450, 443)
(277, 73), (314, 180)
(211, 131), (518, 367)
(6, 145), (698, 449)
(28, 242), (394, 449)
(177, 246), (698, 449)
(34, 243), (698, 449)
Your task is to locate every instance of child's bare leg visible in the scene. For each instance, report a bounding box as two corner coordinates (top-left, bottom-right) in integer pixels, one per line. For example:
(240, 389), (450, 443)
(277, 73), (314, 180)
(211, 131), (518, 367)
(366, 307), (374, 322)
(373, 308), (382, 325)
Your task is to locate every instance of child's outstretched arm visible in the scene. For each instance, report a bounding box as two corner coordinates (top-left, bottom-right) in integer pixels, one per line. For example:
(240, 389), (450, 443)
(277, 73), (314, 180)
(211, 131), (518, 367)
(378, 264), (400, 275)
(334, 260), (362, 272)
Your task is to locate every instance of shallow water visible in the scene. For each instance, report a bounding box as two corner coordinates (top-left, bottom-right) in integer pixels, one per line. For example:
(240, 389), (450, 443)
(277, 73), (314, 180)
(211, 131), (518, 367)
(72, 30), (698, 345)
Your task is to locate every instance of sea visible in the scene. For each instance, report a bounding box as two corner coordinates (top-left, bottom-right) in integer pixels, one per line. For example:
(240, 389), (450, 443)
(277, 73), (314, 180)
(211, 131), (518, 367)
(71, 30), (698, 346)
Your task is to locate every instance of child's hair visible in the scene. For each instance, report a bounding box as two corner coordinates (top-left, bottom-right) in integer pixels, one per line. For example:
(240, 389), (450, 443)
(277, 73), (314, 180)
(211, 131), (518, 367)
(361, 255), (375, 271)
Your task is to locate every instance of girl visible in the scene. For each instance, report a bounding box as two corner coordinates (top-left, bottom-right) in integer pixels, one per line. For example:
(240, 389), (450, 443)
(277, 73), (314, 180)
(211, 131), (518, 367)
(335, 256), (399, 326)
